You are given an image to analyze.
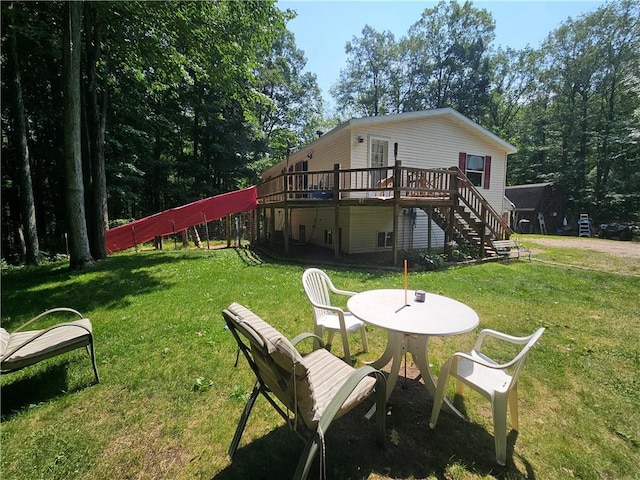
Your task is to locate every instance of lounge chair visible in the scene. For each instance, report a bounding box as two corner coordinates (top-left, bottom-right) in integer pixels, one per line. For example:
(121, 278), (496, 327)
(222, 302), (385, 480)
(1, 308), (99, 383)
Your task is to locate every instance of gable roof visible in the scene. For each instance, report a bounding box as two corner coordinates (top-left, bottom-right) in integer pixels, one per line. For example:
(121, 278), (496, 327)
(263, 108), (516, 177)
(505, 182), (554, 212)
(347, 108), (517, 154)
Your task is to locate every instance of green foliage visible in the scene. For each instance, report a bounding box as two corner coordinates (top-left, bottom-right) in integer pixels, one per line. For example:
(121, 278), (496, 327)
(329, 0), (640, 225)
(406, 244), (477, 270)
(417, 250), (447, 270)
(331, 25), (399, 117)
(449, 244), (479, 262)
(1, 0), (324, 261)
(332, 1), (496, 120)
(404, 249), (443, 270)
(192, 376), (213, 392)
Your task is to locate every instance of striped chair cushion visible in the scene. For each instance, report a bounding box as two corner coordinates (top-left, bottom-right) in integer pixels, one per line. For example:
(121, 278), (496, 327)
(226, 303), (316, 422)
(0, 328), (10, 358)
(1, 319), (92, 371)
(301, 348), (376, 428)
(226, 303), (376, 429)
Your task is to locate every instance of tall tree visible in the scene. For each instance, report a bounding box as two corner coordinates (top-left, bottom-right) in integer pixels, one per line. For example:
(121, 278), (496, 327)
(406, 0), (495, 120)
(63, 0), (94, 269)
(255, 28), (323, 162)
(588, 0), (640, 214)
(486, 47), (541, 139)
(331, 25), (397, 117)
(84, 2), (108, 260)
(6, 7), (40, 265)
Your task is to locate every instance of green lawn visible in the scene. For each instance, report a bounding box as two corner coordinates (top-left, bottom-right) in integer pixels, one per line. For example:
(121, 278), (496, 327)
(1, 240), (639, 479)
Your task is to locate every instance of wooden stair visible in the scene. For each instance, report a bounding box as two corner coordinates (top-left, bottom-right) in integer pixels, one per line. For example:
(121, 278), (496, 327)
(421, 169), (513, 258)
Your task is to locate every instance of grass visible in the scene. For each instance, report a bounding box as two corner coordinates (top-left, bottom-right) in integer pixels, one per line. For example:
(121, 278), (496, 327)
(1, 239), (639, 479)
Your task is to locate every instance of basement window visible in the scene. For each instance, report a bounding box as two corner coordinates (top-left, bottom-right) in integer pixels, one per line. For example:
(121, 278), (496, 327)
(377, 231), (393, 248)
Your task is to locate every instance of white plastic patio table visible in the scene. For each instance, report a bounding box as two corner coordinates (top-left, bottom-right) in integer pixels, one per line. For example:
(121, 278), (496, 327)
(347, 288), (479, 418)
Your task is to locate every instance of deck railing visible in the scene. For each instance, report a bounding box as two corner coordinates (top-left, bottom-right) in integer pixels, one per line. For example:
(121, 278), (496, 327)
(257, 164), (457, 202)
(257, 163), (511, 240)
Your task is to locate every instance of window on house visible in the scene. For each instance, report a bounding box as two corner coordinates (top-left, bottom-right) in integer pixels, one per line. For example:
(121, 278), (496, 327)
(299, 224), (306, 242)
(466, 155), (484, 187)
(377, 231), (393, 248)
(324, 229), (333, 245)
(459, 152), (492, 189)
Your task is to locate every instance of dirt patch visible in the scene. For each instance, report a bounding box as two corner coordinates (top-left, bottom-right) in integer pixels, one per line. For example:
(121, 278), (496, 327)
(522, 236), (640, 259)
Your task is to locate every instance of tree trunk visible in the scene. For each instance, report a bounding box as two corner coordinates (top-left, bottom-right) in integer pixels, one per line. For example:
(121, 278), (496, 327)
(8, 26), (40, 265)
(64, 0), (94, 270)
(85, 3), (107, 259)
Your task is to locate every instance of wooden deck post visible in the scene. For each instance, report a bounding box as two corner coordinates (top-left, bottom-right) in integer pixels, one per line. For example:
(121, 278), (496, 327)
(283, 169), (290, 255)
(333, 163), (340, 258)
(250, 209), (256, 248)
(480, 203), (488, 257)
(446, 169), (458, 259)
(284, 206), (290, 255)
(269, 206), (275, 243)
(226, 215), (231, 248)
(202, 213), (210, 250)
(427, 210), (432, 252)
(392, 159), (401, 266)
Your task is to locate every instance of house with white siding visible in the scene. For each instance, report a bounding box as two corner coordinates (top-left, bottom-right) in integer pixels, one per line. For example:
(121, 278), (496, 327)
(256, 108), (517, 264)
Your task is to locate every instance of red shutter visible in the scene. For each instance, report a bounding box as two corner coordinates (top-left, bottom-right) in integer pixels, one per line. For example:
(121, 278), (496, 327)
(458, 152), (467, 172)
(484, 156), (491, 189)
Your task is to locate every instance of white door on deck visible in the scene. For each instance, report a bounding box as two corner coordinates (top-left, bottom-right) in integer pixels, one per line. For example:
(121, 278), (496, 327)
(370, 139), (389, 196)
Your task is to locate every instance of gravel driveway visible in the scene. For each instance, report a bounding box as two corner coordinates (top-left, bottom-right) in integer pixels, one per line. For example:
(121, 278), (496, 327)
(522, 236), (640, 259)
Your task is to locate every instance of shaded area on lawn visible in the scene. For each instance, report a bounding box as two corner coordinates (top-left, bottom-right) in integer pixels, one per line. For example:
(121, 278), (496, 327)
(213, 368), (536, 480)
(1, 360), (96, 421)
(0, 252), (205, 330)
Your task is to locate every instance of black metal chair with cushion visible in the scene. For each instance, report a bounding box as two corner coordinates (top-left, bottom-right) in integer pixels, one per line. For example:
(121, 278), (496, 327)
(222, 302), (385, 480)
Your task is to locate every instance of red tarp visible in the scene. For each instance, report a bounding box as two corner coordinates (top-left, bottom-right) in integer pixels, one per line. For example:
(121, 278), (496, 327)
(105, 186), (257, 254)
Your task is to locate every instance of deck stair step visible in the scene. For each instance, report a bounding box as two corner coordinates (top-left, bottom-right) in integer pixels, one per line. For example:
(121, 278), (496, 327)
(422, 197), (507, 258)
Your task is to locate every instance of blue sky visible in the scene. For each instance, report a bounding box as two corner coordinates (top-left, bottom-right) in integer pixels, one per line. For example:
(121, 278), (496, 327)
(280, 0), (607, 109)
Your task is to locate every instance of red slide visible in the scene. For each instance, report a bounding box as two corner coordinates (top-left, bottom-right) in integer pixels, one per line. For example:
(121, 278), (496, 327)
(105, 186), (257, 254)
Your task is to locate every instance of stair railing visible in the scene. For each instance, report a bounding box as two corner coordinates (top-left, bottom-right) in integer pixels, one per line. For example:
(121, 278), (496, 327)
(450, 167), (512, 241)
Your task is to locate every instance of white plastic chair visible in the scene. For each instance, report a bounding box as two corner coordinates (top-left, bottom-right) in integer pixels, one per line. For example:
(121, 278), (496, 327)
(429, 327), (545, 465)
(302, 268), (368, 366)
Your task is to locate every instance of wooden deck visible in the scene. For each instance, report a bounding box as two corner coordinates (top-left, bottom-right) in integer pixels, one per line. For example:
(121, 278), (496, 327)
(256, 162), (512, 262)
